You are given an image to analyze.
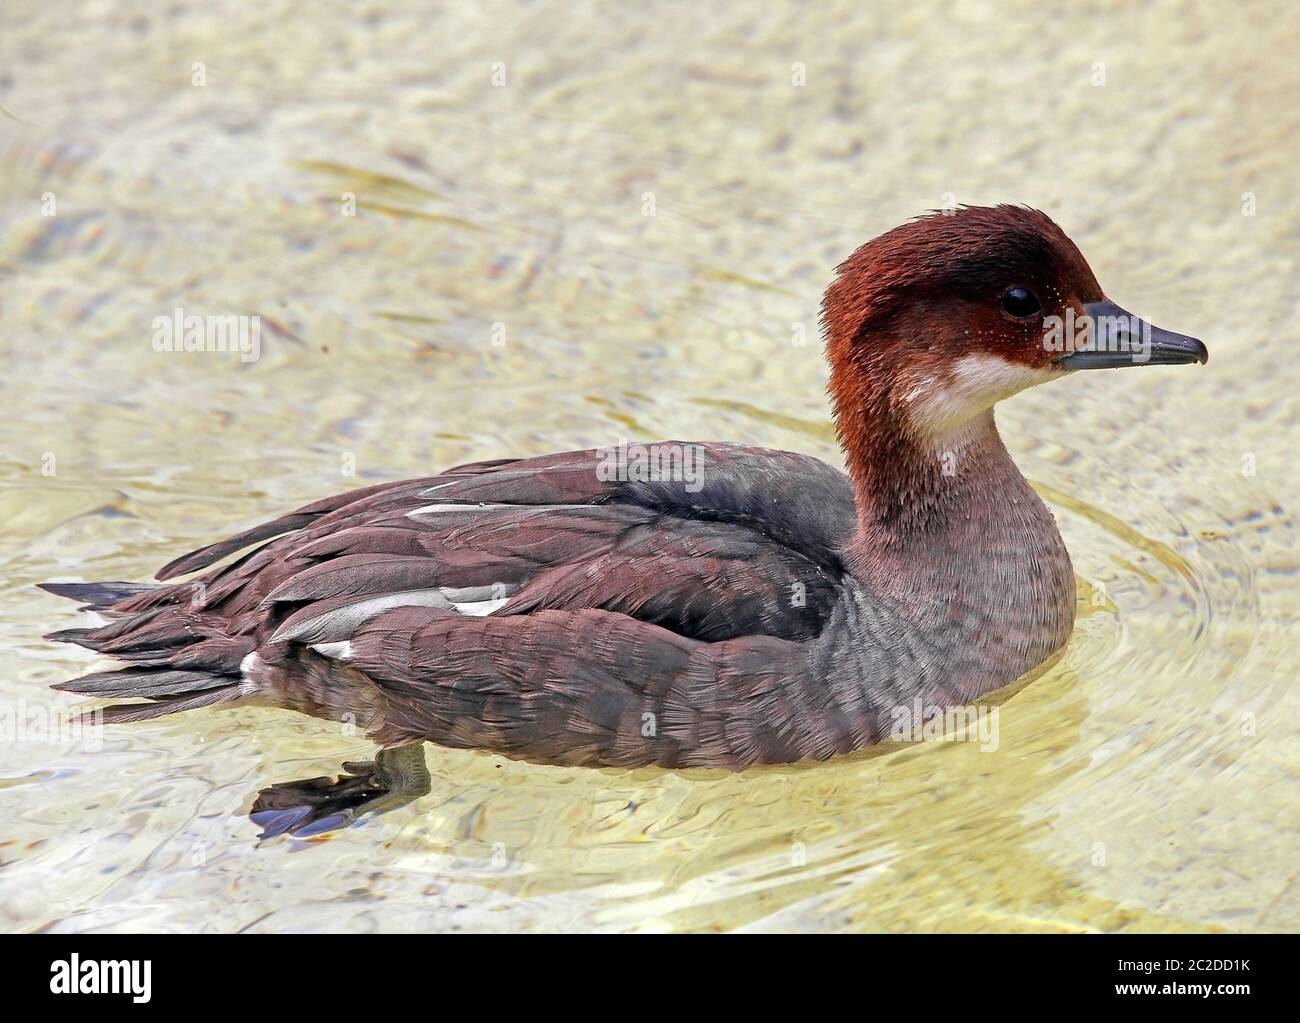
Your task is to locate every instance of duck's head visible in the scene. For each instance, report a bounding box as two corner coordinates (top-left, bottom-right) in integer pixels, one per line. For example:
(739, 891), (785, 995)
(823, 204), (1207, 445)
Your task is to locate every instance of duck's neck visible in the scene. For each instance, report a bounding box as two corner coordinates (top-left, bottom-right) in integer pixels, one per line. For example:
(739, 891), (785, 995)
(829, 365), (1076, 695)
(829, 354), (1026, 556)
(843, 406), (1022, 563)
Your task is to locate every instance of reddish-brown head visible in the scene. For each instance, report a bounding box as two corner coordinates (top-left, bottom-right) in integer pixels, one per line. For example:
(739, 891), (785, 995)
(825, 205), (1098, 374)
(823, 205), (1206, 450)
(820, 206), (1208, 540)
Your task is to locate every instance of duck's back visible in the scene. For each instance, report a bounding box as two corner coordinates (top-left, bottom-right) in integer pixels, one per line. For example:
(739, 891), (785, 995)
(47, 443), (878, 767)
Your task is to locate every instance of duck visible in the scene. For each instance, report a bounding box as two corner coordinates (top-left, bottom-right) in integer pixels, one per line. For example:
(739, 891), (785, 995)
(42, 205), (1207, 798)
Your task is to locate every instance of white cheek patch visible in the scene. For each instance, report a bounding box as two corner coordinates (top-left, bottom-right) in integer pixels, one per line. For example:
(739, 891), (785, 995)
(906, 353), (1060, 438)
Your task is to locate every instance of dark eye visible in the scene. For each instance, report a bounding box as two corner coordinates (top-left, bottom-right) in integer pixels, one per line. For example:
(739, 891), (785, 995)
(1001, 287), (1041, 318)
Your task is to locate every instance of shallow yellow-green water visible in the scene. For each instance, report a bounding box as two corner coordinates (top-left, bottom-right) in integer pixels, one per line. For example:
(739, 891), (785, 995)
(0, 1), (1296, 932)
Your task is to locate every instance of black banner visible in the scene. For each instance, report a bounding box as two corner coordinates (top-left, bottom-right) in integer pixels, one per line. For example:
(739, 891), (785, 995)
(1, 932), (1290, 1010)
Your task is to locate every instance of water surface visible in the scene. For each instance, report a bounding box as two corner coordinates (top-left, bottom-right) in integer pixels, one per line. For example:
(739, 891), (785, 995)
(0, 0), (1296, 931)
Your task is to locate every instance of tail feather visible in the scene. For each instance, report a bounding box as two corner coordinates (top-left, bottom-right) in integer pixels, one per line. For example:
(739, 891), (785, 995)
(95, 685), (245, 725)
(47, 607), (207, 658)
(44, 627), (101, 648)
(42, 578), (253, 725)
(155, 514), (315, 581)
(53, 667), (235, 699)
(38, 581), (161, 610)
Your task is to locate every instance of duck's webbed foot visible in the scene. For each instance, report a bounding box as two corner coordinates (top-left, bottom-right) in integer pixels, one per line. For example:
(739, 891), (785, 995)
(249, 742), (431, 839)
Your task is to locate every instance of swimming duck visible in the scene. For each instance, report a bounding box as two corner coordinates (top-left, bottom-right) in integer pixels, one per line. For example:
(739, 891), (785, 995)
(43, 206), (1206, 791)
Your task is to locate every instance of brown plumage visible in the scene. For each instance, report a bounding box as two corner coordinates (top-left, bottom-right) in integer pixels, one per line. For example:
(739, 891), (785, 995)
(43, 205), (1207, 782)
